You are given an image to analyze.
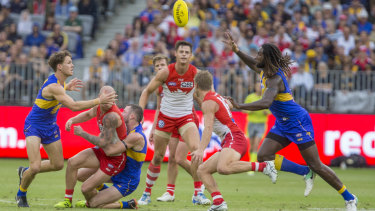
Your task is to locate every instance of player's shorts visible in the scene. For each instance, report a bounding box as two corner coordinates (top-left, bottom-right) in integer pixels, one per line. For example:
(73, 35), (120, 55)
(23, 121), (60, 144)
(171, 112), (200, 142)
(247, 122), (266, 139)
(156, 112), (196, 135)
(112, 179), (139, 197)
(92, 147), (126, 176)
(221, 131), (248, 158)
(268, 114), (315, 145)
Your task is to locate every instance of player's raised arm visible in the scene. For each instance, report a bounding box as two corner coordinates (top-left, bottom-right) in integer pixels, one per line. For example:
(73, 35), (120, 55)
(65, 107), (97, 131)
(228, 75), (281, 111)
(139, 67), (169, 109)
(223, 30), (261, 74)
(48, 83), (116, 111)
(74, 112), (121, 148)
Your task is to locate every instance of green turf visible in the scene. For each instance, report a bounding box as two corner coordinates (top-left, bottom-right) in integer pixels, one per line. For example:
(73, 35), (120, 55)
(1, 158), (374, 210)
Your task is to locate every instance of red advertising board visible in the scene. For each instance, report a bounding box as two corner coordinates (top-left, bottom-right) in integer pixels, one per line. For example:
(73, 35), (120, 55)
(0, 106), (374, 166)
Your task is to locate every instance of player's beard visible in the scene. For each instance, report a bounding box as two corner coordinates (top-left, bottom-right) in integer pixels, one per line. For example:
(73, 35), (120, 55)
(256, 60), (265, 68)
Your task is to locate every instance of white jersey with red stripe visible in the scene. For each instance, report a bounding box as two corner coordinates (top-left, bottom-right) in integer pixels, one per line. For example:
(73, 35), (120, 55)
(203, 91), (242, 140)
(160, 63), (197, 118)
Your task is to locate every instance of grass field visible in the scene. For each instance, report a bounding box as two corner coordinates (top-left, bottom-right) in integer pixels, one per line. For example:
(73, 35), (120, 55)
(1, 158), (374, 211)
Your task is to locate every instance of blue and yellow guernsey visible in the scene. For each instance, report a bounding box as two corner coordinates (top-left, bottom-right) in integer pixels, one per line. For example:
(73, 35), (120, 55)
(25, 74), (65, 126)
(260, 69), (308, 131)
(111, 124), (147, 187)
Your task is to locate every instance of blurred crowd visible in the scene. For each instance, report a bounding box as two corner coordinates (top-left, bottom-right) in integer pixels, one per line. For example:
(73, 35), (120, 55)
(0, 0), (122, 105)
(83, 0), (375, 111)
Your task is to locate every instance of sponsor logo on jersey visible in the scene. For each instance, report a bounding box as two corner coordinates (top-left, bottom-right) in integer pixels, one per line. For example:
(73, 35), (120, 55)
(168, 82), (177, 86)
(158, 120), (165, 128)
(297, 138), (303, 141)
(181, 82), (193, 88)
(296, 133), (302, 137)
(106, 168), (111, 172)
(108, 164), (114, 168)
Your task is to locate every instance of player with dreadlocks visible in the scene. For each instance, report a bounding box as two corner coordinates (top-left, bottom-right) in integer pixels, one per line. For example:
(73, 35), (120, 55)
(223, 31), (358, 211)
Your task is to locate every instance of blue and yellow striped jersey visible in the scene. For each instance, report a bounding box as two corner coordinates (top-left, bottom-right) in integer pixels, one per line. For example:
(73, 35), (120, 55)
(260, 69), (308, 123)
(112, 124), (147, 184)
(25, 74), (65, 126)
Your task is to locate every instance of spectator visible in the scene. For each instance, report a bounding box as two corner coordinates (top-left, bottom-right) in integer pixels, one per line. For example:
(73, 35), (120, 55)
(25, 23), (46, 47)
(113, 32), (129, 56)
(49, 23), (68, 50)
(337, 26), (355, 56)
(193, 39), (215, 68)
(0, 51), (10, 97)
(305, 49), (318, 73)
(140, 24), (159, 54)
(357, 9), (373, 35)
(139, 0), (160, 23)
(43, 14), (56, 31)
(290, 63), (314, 105)
(82, 56), (108, 99)
(291, 43), (306, 66)
(121, 38), (143, 68)
(352, 46), (372, 71)
(45, 36), (60, 58)
(0, 3), (13, 31)
(63, 6), (83, 35)
(10, 0), (27, 14)
(309, 0), (322, 16)
(7, 23), (22, 43)
(314, 62), (333, 109)
(185, 27), (200, 52)
(17, 10), (33, 36)
(78, 0), (98, 38)
(0, 31), (12, 52)
(8, 53), (32, 102)
(55, 0), (73, 18)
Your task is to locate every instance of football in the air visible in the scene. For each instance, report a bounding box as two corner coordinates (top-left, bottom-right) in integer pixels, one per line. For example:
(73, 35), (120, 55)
(173, 0), (189, 27)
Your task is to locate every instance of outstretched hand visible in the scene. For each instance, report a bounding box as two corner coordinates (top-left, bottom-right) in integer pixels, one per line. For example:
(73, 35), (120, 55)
(224, 96), (240, 109)
(222, 30), (239, 53)
(65, 119), (73, 131)
(65, 78), (83, 92)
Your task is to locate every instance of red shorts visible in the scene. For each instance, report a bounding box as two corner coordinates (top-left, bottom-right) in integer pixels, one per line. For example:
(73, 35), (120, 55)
(92, 147), (126, 176)
(221, 131), (248, 158)
(171, 112), (200, 142)
(156, 112), (196, 139)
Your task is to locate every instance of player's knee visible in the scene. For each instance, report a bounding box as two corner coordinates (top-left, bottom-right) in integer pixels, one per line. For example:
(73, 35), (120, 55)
(308, 161), (324, 173)
(81, 184), (91, 195)
(28, 165), (41, 175)
(197, 165), (205, 177)
(53, 161), (64, 171)
(153, 155), (163, 165)
(88, 199), (100, 208)
(67, 157), (79, 169)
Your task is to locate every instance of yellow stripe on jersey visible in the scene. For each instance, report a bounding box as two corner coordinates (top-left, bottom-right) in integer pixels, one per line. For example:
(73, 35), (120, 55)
(274, 93), (293, 102)
(35, 98), (60, 109)
(274, 154), (284, 171)
(126, 149), (146, 162)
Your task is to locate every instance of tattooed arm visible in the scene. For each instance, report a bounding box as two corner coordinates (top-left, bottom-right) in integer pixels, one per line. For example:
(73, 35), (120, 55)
(74, 112), (121, 149)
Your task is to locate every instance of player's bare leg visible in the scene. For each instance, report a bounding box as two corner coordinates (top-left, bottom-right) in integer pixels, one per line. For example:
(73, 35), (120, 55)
(197, 153), (226, 210)
(82, 170), (112, 206)
(180, 123), (210, 205)
(175, 141), (192, 176)
(54, 149), (100, 208)
(139, 132), (170, 205)
(157, 137), (179, 202)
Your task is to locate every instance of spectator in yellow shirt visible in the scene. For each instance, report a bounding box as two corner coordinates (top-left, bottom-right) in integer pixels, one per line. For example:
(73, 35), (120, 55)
(243, 82), (270, 175)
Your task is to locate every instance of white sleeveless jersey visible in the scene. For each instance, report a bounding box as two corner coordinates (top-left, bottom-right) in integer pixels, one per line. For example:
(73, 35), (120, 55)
(160, 63), (198, 118)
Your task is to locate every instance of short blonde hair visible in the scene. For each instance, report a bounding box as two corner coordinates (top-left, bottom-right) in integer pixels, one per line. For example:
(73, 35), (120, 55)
(195, 70), (213, 91)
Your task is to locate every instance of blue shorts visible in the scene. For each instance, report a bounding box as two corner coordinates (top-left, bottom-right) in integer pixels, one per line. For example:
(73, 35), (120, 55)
(112, 178), (139, 197)
(24, 121), (61, 144)
(269, 114), (314, 145)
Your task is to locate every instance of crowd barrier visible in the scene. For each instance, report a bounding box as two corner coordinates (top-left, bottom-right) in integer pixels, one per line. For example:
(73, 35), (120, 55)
(0, 106), (374, 166)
